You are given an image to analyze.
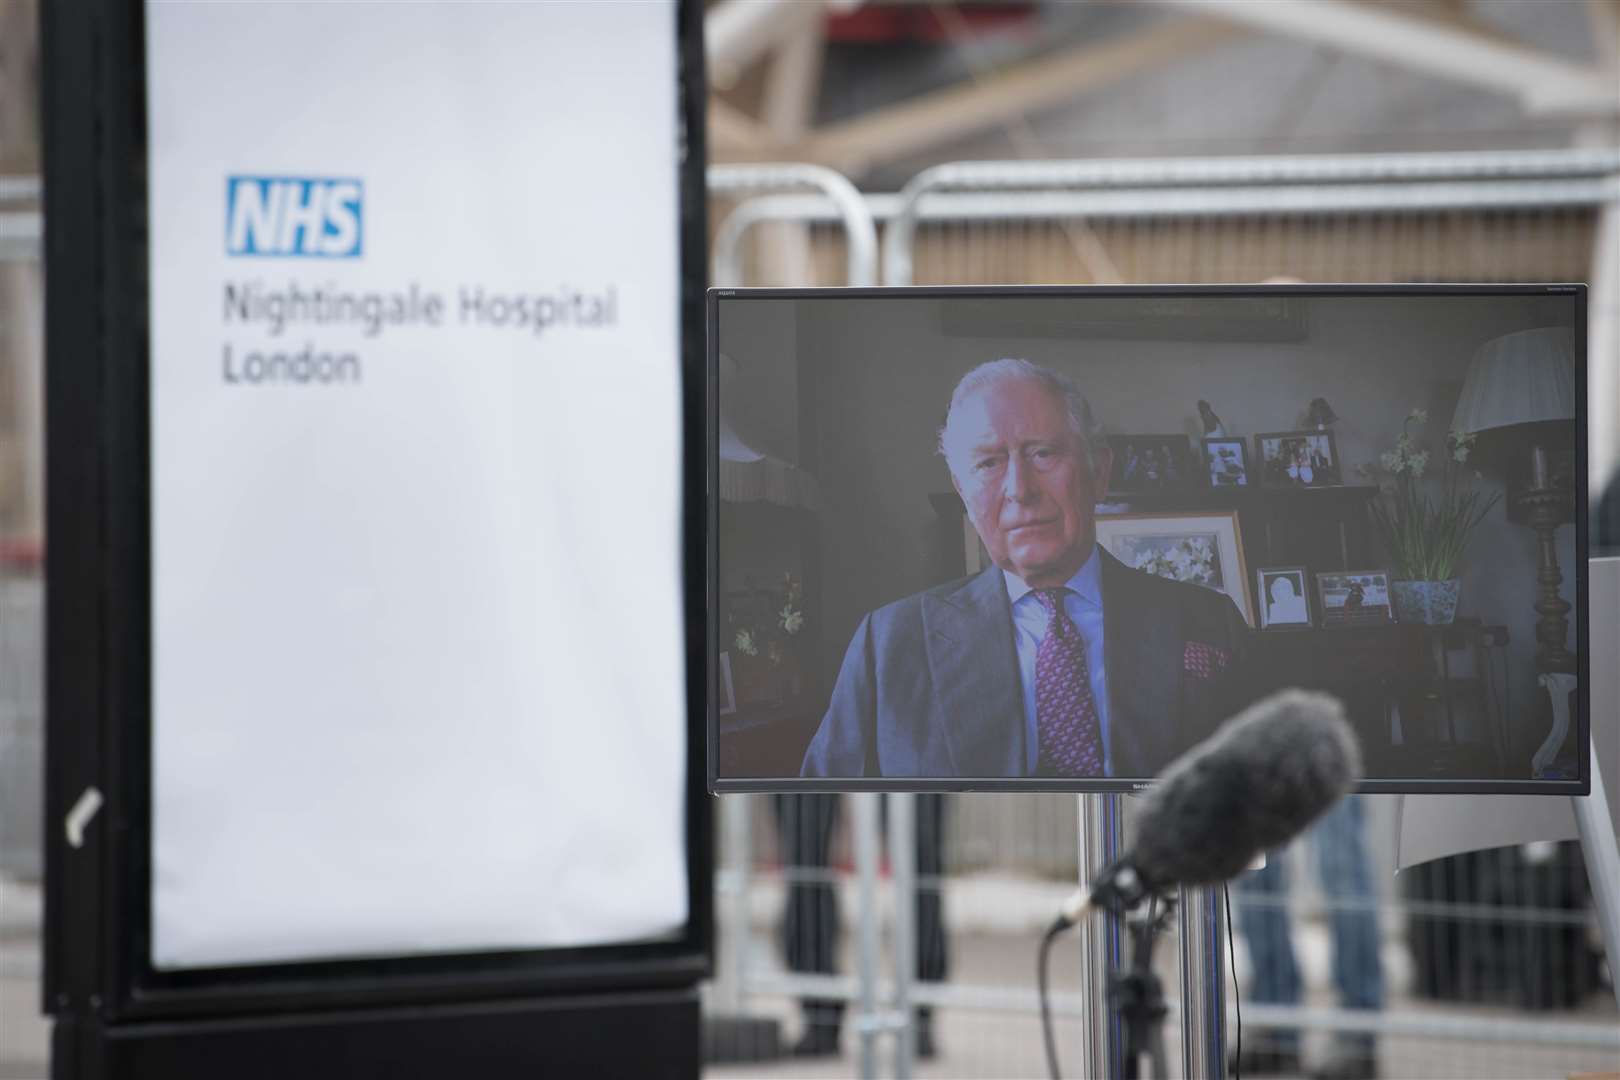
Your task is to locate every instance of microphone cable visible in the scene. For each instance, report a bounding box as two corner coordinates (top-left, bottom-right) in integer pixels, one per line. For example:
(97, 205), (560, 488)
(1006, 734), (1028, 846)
(1225, 883), (1242, 1080)
(1037, 916), (1064, 1080)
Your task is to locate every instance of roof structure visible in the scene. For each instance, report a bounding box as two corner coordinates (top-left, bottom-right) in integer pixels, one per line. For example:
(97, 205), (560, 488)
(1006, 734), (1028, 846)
(709, 0), (1620, 188)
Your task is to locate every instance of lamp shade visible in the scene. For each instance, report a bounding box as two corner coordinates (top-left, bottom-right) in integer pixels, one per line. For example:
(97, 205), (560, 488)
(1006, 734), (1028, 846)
(1451, 327), (1576, 434)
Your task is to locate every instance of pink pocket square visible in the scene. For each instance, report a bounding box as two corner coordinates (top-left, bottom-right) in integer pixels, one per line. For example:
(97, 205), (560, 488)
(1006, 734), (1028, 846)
(1184, 641), (1230, 680)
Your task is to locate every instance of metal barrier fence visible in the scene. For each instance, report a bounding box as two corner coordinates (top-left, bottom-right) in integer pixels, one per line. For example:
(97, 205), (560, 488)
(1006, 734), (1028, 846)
(0, 550), (41, 883)
(0, 199), (47, 1073)
(0, 194), (43, 887)
(704, 150), (1620, 1080)
(0, 154), (1615, 1080)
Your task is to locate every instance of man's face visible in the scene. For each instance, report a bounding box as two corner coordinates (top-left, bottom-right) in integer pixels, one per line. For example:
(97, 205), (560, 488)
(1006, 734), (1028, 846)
(947, 377), (1112, 588)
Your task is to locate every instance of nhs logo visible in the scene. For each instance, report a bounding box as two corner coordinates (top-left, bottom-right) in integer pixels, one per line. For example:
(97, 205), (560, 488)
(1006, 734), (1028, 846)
(226, 176), (363, 258)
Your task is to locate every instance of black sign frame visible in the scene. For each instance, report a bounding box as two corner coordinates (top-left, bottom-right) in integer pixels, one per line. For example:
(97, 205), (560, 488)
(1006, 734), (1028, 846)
(43, 0), (712, 1027)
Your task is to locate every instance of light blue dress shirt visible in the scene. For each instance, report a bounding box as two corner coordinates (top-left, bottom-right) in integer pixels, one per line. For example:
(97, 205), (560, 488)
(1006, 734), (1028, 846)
(1003, 546), (1113, 776)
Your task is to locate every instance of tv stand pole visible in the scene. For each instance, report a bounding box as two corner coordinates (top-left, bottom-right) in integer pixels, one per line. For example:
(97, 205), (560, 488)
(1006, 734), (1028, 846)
(1075, 796), (1228, 1079)
(1177, 885), (1228, 1078)
(1077, 795), (1126, 1078)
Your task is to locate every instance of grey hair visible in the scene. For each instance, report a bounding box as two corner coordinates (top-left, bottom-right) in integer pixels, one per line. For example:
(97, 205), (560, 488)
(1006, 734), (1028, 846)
(936, 358), (1106, 472)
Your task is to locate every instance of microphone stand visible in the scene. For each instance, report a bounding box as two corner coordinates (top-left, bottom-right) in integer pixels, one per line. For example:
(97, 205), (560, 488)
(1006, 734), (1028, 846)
(1107, 895), (1176, 1080)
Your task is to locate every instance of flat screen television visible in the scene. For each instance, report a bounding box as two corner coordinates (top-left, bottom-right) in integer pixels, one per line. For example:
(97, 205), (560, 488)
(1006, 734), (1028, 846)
(707, 285), (1589, 794)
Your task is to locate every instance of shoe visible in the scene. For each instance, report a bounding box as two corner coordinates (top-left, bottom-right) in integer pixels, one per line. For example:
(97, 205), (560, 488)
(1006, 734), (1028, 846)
(1230, 1041), (1302, 1077)
(1310, 1039), (1378, 1080)
(915, 1012), (937, 1060)
(789, 1025), (841, 1058)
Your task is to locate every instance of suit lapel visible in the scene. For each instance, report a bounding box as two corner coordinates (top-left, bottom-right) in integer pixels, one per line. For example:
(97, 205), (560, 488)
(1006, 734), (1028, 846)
(1100, 549), (1181, 776)
(922, 566), (1026, 777)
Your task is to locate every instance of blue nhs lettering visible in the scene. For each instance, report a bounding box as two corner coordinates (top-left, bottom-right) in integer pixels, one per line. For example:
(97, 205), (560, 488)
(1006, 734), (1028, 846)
(226, 177), (363, 257)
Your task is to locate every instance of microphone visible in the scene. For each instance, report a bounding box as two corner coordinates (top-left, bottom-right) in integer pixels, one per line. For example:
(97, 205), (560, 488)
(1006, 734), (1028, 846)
(1054, 688), (1361, 927)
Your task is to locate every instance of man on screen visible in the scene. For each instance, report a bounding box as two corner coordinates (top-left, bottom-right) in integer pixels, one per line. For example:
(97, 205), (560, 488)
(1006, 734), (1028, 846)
(802, 359), (1255, 778)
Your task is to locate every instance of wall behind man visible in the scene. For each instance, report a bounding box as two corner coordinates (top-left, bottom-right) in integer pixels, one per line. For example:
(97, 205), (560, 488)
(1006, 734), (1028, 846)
(717, 297), (799, 464)
(781, 293), (1580, 756)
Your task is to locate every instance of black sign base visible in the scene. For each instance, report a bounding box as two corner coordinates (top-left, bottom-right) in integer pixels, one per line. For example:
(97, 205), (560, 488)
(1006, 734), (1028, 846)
(52, 988), (699, 1080)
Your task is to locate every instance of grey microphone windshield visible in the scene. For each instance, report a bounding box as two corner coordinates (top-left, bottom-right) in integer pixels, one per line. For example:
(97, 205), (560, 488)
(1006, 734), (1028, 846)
(1130, 688), (1362, 891)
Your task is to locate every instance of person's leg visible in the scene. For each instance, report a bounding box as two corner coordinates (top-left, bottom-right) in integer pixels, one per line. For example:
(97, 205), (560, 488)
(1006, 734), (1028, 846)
(775, 793), (843, 1053)
(913, 793), (949, 982)
(1316, 796), (1383, 1010)
(1234, 847), (1303, 1070)
(912, 794), (949, 1057)
(1313, 796), (1383, 1079)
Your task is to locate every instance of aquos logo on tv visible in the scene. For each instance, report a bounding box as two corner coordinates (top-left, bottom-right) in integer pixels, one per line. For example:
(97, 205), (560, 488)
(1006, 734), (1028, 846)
(226, 176), (363, 258)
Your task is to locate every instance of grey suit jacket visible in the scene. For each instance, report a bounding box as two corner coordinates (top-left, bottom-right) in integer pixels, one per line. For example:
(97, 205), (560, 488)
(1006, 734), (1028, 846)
(800, 550), (1255, 779)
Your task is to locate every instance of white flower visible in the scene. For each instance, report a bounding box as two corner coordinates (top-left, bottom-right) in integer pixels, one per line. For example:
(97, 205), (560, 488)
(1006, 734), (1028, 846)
(1409, 449), (1430, 478)
(1409, 408), (1429, 422)
(1380, 451), (1400, 472)
(780, 605), (804, 635)
(1453, 446), (1469, 463)
(735, 629), (758, 657)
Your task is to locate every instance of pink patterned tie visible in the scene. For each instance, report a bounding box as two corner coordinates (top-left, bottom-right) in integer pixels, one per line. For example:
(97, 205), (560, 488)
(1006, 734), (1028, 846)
(1033, 588), (1105, 777)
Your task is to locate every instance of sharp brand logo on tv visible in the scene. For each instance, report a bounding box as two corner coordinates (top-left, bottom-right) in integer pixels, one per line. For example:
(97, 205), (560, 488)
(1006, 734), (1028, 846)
(226, 176), (363, 258)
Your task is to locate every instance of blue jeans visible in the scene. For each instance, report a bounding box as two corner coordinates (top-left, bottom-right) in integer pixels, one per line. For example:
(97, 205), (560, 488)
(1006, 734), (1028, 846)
(1235, 796), (1384, 1047)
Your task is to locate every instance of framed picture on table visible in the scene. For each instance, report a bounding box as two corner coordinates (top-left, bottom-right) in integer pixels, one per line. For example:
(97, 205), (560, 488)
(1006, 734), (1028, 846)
(1316, 570), (1394, 628)
(1108, 434), (1194, 492)
(1095, 510), (1254, 627)
(1255, 430), (1342, 488)
(1202, 437), (1251, 487)
(1256, 566), (1313, 629)
(717, 652), (737, 715)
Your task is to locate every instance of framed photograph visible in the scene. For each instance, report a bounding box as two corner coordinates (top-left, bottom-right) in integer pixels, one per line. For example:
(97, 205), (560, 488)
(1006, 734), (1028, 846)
(1202, 437), (1251, 488)
(1254, 430), (1342, 488)
(1108, 434), (1193, 493)
(1315, 570), (1394, 628)
(718, 651), (737, 716)
(1256, 566), (1312, 630)
(1095, 510), (1254, 627)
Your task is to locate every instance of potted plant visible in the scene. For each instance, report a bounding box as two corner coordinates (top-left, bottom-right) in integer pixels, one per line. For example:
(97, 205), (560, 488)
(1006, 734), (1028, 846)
(1362, 408), (1500, 625)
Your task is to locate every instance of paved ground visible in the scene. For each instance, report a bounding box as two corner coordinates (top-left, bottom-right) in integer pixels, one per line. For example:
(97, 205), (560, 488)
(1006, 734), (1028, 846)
(706, 941), (1620, 1080)
(3, 876), (1615, 1080)
(0, 881), (45, 1080)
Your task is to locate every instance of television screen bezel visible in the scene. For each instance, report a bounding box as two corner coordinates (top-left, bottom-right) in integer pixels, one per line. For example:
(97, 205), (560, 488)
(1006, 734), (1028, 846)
(706, 282), (1590, 797)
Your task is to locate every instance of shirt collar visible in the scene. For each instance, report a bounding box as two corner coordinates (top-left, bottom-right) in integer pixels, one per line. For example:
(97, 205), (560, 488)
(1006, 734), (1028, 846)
(1003, 544), (1103, 609)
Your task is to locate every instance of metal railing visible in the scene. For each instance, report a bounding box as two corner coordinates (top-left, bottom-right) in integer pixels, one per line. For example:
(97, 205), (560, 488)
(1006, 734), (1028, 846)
(880, 148), (1620, 286)
(708, 163), (877, 288)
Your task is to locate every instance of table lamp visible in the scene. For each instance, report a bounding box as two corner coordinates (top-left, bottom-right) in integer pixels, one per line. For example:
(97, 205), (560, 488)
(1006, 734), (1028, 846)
(1451, 326), (1578, 676)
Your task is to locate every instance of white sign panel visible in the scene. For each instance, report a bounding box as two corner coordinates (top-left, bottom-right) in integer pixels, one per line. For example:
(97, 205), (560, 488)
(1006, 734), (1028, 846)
(146, 2), (688, 969)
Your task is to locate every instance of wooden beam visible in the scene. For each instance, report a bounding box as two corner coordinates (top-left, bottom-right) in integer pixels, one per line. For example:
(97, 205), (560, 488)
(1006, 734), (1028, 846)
(1589, 0), (1620, 73)
(756, 10), (827, 284)
(798, 15), (1243, 176)
(0, 0), (39, 174)
(1372, 0), (1539, 49)
(708, 100), (777, 157)
(1140, 0), (1619, 115)
(706, 0), (838, 91)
